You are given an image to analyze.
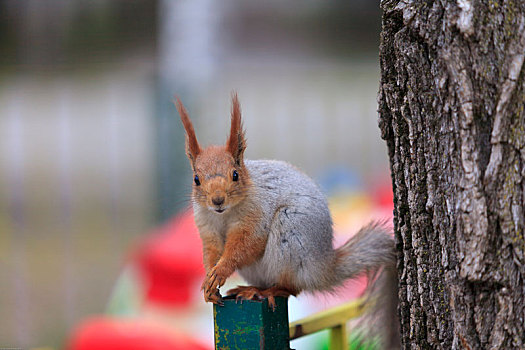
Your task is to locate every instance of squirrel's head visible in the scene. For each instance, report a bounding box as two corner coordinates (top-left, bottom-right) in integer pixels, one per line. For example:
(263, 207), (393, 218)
(176, 93), (250, 214)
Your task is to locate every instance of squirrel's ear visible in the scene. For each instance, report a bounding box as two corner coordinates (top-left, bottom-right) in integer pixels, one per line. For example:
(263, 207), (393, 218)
(226, 92), (246, 166)
(175, 97), (201, 167)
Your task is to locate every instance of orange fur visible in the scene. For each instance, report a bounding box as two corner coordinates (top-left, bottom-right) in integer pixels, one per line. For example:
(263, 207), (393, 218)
(221, 222), (267, 270)
(176, 94), (280, 305)
(226, 92), (246, 165)
(226, 269), (301, 308)
(200, 235), (224, 272)
(202, 218), (267, 295)
(175, 97), (201, 167)
(191, 145), (252, 211)
(226, 285), (298, 310)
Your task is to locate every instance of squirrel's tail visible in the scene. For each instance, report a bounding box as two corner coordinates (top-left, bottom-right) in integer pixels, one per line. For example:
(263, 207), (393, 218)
(334, 222), (395, 282)
(334, 222), (400, 349)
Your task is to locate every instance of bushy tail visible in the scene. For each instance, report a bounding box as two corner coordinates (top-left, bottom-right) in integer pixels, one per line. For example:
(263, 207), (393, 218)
(334, 222), (400, 349)
(334, 223), (395, 281)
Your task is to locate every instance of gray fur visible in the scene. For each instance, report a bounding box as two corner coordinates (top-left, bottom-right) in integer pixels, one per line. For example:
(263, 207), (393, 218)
(232, 160), (396, 294)
(237, 159), (335, 290)
(193, 158), (399, 348)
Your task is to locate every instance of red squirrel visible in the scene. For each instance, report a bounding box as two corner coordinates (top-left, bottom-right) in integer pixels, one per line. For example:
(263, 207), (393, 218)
(176, 94), (398, 344)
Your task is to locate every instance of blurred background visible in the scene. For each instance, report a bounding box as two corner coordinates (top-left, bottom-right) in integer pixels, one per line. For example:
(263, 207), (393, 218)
(0, 0), (390, 349)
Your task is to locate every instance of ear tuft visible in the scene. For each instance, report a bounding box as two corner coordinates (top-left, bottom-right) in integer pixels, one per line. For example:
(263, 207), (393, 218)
(174, 96), (201, 166)
(226, 92), (246, 165)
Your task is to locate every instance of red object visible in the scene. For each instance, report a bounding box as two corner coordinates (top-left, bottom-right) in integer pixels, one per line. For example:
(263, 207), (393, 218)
(68, 317), (209, 350)
(136, 210), (205, 306)
(372, 181), (394, 211)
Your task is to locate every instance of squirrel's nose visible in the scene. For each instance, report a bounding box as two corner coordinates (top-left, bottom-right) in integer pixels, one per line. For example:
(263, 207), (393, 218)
(212, 196), (225, 206)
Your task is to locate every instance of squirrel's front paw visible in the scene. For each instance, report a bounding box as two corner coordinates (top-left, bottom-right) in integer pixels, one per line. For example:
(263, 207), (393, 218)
(202, 263), (233, 297)
(204, 288), (224, 305)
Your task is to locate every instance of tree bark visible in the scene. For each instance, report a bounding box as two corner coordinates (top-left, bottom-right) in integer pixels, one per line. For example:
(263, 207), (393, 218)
(378, 1), (525, 349)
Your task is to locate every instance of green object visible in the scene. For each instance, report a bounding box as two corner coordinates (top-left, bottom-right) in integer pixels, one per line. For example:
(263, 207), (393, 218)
(214, 296), (290, 350)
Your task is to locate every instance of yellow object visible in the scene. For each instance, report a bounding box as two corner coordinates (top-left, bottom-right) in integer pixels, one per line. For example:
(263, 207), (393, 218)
(289, 297), (367, 350)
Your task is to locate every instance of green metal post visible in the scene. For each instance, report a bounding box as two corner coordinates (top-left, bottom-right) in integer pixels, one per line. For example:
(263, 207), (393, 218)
(214, 296), (290, 350)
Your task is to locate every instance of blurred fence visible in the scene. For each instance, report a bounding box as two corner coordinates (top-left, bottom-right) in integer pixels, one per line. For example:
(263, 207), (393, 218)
(0, 66), (155, 348)
(0, 59), (386, 348)
(0, 1), (387, 348)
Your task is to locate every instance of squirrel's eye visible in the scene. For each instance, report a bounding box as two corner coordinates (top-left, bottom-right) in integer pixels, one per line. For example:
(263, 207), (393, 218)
(232, 170), (239, 182)
(194, 175), (201, 186)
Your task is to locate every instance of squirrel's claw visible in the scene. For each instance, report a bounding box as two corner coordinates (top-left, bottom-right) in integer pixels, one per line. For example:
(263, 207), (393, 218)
(205, 272), (224, 294)
(228, 286), (259, 300)
(227, 285), (297, 311)
(227, 286), (276, 310)
(202, 264), (230, 298)
(204, 288), (223, 305)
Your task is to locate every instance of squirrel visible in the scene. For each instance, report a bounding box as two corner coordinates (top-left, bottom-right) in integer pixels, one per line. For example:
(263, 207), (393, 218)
(176, 93), (399, 346)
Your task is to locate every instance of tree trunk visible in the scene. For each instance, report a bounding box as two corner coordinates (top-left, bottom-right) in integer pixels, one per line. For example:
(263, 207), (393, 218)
(378, 1), (525, 349)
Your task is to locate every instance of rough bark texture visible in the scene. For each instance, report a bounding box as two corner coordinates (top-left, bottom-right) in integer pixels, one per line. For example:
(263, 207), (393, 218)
(378, 0), (525, 349)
